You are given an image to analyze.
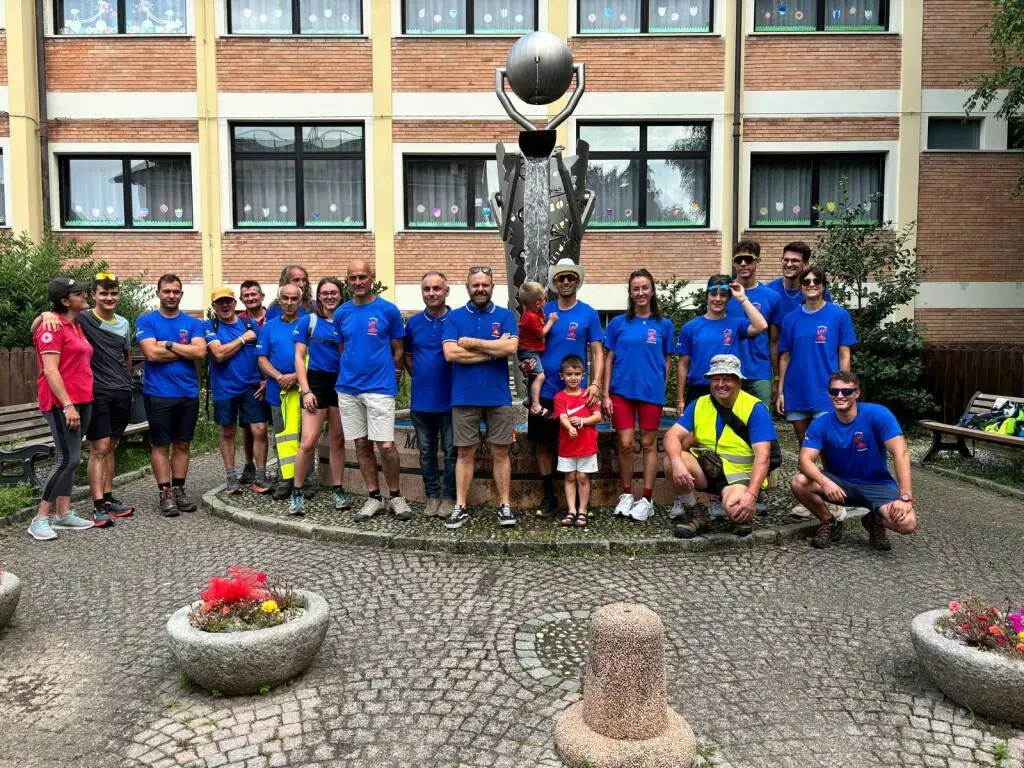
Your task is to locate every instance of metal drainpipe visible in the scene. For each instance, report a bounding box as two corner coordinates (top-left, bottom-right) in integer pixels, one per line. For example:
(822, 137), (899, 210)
(36, 0), (50, 229)
(731, 0), (743, 248)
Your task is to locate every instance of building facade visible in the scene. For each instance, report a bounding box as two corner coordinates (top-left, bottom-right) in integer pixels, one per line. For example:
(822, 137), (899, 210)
(1, 0), (1021, 341)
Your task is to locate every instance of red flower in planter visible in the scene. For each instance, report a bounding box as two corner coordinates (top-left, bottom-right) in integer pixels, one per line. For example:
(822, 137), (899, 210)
(201, 566), (272, 612)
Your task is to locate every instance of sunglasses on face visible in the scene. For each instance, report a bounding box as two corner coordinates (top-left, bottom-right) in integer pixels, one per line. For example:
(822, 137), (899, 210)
(469, 265), (493, 276)
(732, 254), (757, 266)
(555, 274), (578, 283)
(801, 277), (822, 286)
(828, 387), (858, 397)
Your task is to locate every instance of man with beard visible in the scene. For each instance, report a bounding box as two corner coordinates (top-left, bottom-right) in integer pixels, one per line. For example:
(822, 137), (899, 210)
(237, 279), (268, 484)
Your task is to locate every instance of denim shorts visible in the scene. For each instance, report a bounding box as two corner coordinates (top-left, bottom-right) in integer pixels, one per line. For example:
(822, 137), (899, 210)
(517, 349), (544, 375)
(822, 471), (899, 513)
(213, 386), (265, 427)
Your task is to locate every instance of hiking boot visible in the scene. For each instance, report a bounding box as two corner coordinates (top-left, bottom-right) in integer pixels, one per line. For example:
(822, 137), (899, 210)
(708, 497), (725, 519)
(334, 489), (351, 511)
(288, 492), (305, 517)
(789, 503), (812, 520)
(613, 493), (635, 517)
(811, 517), (842, 549)
(535, 494), (558, 519)
(497, 504), (517, 527)
(272, 481), (293, 501)
(225, 477), (242, 495)
(104, 497), (134, 517)
(52, 512), (95, 531)
(28, 518), (57, 541)
(159, 488), (179, 517)
(668, 497), (687, 520)
(444, 505), (471, 530)
(861, 511), (892, 551)
(238, 463), (256, 485)
(390, 496), (413, 521)
(673, 508), (708, 539)
(251, 479), (273, 495)
(173, 487), (196, 513)
(355, 497), (386, 523)
(424, 497), (442, 518)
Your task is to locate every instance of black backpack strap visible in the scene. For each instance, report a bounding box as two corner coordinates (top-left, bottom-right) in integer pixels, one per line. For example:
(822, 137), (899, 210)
(710, 395), (752, 445)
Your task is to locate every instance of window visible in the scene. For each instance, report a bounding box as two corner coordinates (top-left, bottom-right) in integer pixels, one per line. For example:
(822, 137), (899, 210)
(231, 124), (365, 228)
(56, 0), (187, 34)
(750, 153), (883, 228)
(928, 118), (981, 150)
(578, 1), (713, 33)
(404, 157), (498, 229)
(403, 1), (536, 34)
(753, 0), (887, 32)
(227, 0), (361, 35)
(578, 122), (711, 228)
(1008, 119), (1024, 151)
(59, 156), (193, 228)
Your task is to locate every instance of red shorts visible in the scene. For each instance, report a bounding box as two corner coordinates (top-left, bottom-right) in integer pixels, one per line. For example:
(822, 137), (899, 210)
(610, 395), (663, 431)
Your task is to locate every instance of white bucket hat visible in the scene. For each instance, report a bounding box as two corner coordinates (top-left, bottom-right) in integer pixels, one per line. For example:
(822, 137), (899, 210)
(548, 258), (585, 290)
(704, 354), (745, 380)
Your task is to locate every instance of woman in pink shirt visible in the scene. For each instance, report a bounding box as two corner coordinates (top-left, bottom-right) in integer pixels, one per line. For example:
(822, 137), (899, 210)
(28, 278), (97, 541)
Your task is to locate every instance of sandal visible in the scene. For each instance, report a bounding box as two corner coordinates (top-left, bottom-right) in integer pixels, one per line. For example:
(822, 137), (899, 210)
(575, 513), (588, 527)
(673, 515), (709, 540)
(561, 512), (577, 527)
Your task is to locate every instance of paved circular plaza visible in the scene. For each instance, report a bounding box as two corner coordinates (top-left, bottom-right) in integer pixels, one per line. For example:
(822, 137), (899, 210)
(1, 455), (1022, 768)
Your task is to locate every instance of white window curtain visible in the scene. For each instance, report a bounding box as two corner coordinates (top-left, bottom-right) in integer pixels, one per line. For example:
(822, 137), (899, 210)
(646, 159), (708, 226)
(579, 0), (640, 33)
(819, 158), (881, 223)
(303, 159), (364, 226)
(647, 0), (711, 33)
(473, 0), (534, 34)
(751, 157), (812, 226)
(407, 160), (470, 227)
(126, 0), (187, 33)
(230, 0), (292, 34)
(299, 0), (361, 33)
(59, 0), (118, 34)
(404, 0), (468, 33)
(130, 158), (193, 227)
(235, 160), (297, 226)
(754, 0), (816, 31)
(824, 0), (881, 29)
(66, 159), (125, 226)
(589, 159), (639, 227)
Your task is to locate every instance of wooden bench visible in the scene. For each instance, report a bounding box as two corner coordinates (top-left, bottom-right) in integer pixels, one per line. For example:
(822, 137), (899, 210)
(918, 392), (1024, 463)
(0, 402), (149, 487)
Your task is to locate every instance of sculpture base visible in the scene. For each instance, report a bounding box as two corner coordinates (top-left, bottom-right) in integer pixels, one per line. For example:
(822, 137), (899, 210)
(554, 702), (696, 768)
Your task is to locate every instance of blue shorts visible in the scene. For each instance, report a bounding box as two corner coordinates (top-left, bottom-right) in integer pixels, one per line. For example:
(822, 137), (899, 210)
(213, 385), (266, 427)
(517, 349), (544, 375)
(786, 409), (827, 423)
(822, 471), (898, 513)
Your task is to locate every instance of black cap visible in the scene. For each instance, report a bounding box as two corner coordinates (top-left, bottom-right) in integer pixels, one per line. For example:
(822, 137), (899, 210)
(46, 277), (90, 304)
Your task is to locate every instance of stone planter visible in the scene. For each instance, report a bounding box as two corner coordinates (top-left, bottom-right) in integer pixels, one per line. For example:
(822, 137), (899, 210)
(0, 571), (22, 628)
(911, 609), (1024, 725)
(166, 589), (329, 696)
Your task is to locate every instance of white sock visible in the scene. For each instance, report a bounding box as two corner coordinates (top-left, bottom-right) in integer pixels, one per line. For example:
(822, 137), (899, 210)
(680, 492), (697, 506)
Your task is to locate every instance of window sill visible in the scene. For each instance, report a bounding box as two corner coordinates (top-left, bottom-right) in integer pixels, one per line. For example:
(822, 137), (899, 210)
(398, 33), (534, 39)
(587, 226), (713, 232)
(48, 33), (193, 39)
(748, 30), (896, 37)
(227, 227), (369, 233)
(571, 31), (717, 38)
(399, 228), (497, 234)
(54, 226), (198, 232)
(220, 33), (368, 40)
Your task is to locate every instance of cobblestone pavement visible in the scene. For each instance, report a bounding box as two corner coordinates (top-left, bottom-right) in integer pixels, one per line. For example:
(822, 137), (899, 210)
(1, 454), (1022, 768)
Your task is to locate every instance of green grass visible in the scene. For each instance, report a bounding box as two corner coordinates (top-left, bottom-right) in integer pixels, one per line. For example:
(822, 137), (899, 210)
(0, 484), (36, 519)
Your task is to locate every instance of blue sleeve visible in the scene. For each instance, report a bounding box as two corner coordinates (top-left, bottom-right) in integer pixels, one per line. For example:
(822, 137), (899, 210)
(838, 307), (857, 346)
(441, 313), (459, 344)
(389, 304), (406, 339)
(189, 316), (205, 341)
(677, 400), (697, 432)
(873, 405), (903, 442)
(292, 315), (310, 343)
(255, 327), (269, 357)
(404, 319), (415, 353)
(587, 308), (604, 343)
(603, 317), (619, 351)
(737, 319), (751, 339)
(135, 313), (153, 343)
(676, 322), (692, 356)
(803, 416), (825, 451)
(501, 309), (517, 336)
(662, 319), (674, 355)
(202, 319), (216, 342)
(747, 402), (777, 444)
(778, 314), (794, 353)
(333, 309), (344, 348)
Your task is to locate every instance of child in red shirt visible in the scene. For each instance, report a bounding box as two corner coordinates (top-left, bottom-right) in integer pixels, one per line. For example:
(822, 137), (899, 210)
(517, 282), (558, 416)
(554, 355), (602, 527)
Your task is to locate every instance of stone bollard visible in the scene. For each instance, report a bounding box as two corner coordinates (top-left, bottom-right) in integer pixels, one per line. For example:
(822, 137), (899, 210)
(554, 602), (696, 768)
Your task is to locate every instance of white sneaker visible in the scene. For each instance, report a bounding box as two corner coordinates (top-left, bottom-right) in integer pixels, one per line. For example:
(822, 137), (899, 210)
(789, 503), (812, 519)
(828, 503), (848, 522)
(613, 493), (635, 517)
(628, 497), (653, 522)
(668, 497), (687, 520)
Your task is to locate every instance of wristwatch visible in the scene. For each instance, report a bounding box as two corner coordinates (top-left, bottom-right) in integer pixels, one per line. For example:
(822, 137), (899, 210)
(899, 493), (914, 503)
(164, 340), (173, 351)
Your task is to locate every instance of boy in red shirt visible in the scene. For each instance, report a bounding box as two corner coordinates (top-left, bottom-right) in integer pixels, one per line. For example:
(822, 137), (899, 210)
(554, 355), (602, 527)
(517, 282), (558, 416)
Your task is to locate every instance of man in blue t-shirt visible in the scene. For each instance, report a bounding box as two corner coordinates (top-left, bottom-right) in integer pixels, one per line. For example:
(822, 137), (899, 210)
(335, 259), (410, 523)
(523, 258), (604, 518)
(404, 271), (456, 519)
(791, 370), (918, 552)
(136, 273), (207, 517)
(727, 240), (783, 408)
(442, 265), (519, 530)
(766, 241), (833, 321)
(204, 287), (268, 495)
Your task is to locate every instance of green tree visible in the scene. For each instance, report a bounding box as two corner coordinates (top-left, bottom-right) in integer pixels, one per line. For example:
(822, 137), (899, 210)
(0, 229), (152, 347)
(963, 0), (1024, 195)
(812, 184), (935, 421)
(656, 277), (701, 408)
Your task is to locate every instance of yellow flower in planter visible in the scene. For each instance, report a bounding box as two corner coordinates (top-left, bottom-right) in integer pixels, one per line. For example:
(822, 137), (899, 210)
(260, 600), (280, 614)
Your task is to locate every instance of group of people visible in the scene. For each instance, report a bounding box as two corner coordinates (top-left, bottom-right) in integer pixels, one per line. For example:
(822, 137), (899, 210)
(28, 239), (918, 553)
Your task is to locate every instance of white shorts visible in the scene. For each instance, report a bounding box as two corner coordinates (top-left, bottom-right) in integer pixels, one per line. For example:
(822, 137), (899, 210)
(337, 392), (396, 442)
(557, 454), (598, 474)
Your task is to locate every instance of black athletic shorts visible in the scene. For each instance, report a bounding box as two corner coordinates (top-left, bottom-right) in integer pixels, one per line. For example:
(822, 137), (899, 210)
(307, 368), (339, 409)
(86, 389), (132, 441)
(144, 395), (200, 446)
(526, 397), (558, 446)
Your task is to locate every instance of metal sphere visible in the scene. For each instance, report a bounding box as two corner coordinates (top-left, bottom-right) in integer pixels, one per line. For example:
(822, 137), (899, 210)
(505, 32), (574, 106)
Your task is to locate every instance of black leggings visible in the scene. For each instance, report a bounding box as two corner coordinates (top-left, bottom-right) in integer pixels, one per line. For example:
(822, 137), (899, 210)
(41, 404), (92, 503)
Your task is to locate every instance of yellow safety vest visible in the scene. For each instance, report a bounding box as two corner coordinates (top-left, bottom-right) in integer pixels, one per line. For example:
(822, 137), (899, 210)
(276, 388), (301, 481)
(691, 391), (762, 486)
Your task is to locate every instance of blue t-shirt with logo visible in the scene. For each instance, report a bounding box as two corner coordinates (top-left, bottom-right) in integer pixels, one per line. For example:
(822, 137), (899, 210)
(727, 284), (780, 381)
(442, 301), (518, 407)
(678, 397), (777, 444)
(539, 300), (605, 400)
(334, 297), (405, 396)
(136, 310), (205, 398)
(293, 313), (340, 374)
(203, 317), (261, 400)
(804, 403), (901, 486)
(405, 308), (453, 413)
(779, 302), (857, 412)
(255, 315), (300, 406)
(604, 314), (675, 406)
(675, 315), (751, 385)
(767, 278), (834, 322)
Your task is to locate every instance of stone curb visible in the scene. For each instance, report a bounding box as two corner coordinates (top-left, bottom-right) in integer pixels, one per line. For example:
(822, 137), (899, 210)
(0, 465), (153, 529)
(203, 485), (869, 557)
(911, 459), (1024, 501)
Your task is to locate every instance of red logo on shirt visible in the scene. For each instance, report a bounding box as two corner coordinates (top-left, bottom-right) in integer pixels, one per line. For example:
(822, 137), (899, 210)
(854, 431), (868, 452)
(566, 322), (578, 340)
(491, 322), (501, 338)
(646, 328), (658, 344)
(178, 329), (189, 343)
(723, 328), (734, 345)
(367, 317), (379, 335)
(815, 325), (828, 344)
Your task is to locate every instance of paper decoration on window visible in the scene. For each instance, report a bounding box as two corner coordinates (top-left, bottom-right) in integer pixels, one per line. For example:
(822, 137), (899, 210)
(657, 6), (666, 16)
(482, 206), (491, 218)
(832, 8), (841, 20)
(671, 207), (681, 217)
(325, 8), (333, 17)
(778, 2), (787, 16)
(500, 8), (509, 17)
(604, 7), (613, 17)
(689, 200), (701, 212)
(484, 13), (492, 22)
(775, 201), (784, 212)
(418, 8), (426, 17)
(243, 8), (252, 18)
(794, 10), (804, 20)
(139, 207), (150, 218)
(243, 203), (252, 213)
(671, 12), (679, 20)
(344, 215), (352, 223)
(432, 207), (442, 218)
(449, 8), (458, 18)
(849, 5), (857, 14)
(433, 13), (442, 22)
(174, 208), (184, 219)
(515, 13), (523, 22)
(864, 9), (873, 19)
(309, 14), (318, 22)
(74, 204), (83, 213)
(416, 203), (426, 213)
(312, 211), (320, 219)
(160, 203), (169, 214)
(759, 206), (769, 216)
(474, 197), (483, 206)
(619, 13), (627, 21)
(450, 204), (459, 215)
(792, 204), (801, 214)
(588, 13), (596, 22)
(763, 10), (771, 19)
(262, 207), (270, 217)
(825, 201), (837, 213)
(105, 205), (114, 215)
(690, 4), (699, 16)
(91, 208), (101, 217)
(605, 208), (613, 218)
(279, 204), (289, 213)
(274, 8), (283, 17)
(624, 208), (633, 218)
(259, 13), (267, 23)
(329, 203), (339, 213)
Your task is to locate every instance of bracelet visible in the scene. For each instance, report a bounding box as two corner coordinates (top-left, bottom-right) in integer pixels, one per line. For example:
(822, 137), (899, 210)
(300, 389), (312, 396)
(62, 404), (75, 411)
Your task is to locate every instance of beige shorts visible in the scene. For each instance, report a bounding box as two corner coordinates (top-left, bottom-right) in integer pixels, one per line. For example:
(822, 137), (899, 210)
(557, 454), (598, 474)
(337, 392), (396, 442)
(452, 405), (515, 447)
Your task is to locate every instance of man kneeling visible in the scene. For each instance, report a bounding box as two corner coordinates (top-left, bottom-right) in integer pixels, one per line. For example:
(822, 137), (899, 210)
(791, 371), (918, 551)
(664, 354), (775, 538)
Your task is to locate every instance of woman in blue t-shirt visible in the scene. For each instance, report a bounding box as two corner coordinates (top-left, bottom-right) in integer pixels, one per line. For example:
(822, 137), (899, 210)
(776, 266), (857, 444)
(601, 268), (675, 523)
(290, 277), (347, 515)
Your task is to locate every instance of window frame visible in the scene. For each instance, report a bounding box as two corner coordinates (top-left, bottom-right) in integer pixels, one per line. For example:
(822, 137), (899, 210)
(748, 152), (885, 229)
(576, 0), (715, 35)
(54, 0), (189, 35)
(229, 121), (367, 230)
(401, 0), (539, 35)
(58, 153), (195, 230)
(752, 0), (889, 33)
(926, 117), (983, 151)
(226, 0), (363, 35)
(1007, 118), (1024, 151)
(402, 155), (498, 231)
(577, 120), (713, 230)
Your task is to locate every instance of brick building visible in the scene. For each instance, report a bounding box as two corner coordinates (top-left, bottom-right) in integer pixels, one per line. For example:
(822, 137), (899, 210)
(1, 0), (1021, 341)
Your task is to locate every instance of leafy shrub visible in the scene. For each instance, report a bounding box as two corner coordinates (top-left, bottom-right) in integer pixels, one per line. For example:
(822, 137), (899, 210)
(656, 277), (701, 408)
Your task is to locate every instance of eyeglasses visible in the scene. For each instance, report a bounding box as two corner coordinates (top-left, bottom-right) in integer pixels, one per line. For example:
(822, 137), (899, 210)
(95, 272), (117, 281)
(468, 265), (492, 275)
(828, 387), (858, 397)
(732, 254), (757, 266)
(318, 291), (341, 298)
(801, 277), (822, 286)
(555, 274), (578, 283)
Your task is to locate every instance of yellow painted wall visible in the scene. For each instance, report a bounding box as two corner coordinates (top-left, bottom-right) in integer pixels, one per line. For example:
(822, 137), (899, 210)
(372, 2), (395, 298)
(6, 0), (44, 239)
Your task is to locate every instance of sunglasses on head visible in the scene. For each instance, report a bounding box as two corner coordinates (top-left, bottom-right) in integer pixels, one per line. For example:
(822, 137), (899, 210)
(469, 265), (493, 276)
(801, 277), (822, 286)
(708, 282), (731, 295)
(828, 387), (858, 397)
(95, 272), (117, 281)
(732, 254), (757, 266)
